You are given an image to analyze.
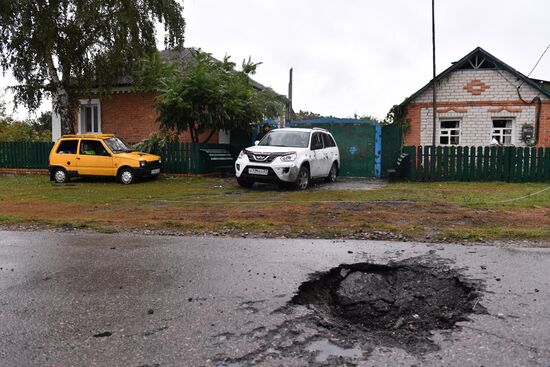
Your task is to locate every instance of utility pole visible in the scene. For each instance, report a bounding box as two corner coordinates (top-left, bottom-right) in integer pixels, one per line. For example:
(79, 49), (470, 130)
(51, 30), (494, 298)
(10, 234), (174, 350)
(286, 68), (293, 126)
(431, 0), (437, 146)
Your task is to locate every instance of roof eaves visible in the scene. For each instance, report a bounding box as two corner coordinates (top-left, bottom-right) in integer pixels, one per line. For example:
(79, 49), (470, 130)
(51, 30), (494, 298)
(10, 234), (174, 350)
(399, 47), (550, 109)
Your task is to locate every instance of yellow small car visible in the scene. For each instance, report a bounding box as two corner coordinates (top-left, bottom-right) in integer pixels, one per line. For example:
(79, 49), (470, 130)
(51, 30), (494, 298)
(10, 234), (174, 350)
(48, 134), (161, 184)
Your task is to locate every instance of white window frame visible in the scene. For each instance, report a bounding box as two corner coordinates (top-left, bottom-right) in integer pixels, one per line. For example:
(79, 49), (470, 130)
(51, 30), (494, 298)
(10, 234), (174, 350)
(78, 98), (101, 134)
(491, 118), (514, 145)
(439, 119), (461, 146)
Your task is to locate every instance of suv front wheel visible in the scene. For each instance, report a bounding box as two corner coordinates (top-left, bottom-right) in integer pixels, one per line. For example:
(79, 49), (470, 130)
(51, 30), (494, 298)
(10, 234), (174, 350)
(294, 165), (310, 190)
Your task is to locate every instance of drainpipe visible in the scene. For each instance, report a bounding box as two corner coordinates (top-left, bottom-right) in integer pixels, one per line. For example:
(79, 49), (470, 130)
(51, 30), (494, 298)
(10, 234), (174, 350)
(517, 87), (541, 145)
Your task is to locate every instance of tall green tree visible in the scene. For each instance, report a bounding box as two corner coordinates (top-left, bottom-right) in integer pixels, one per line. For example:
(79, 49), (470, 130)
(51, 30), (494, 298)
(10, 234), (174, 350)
(0, 0), (185, 135)
(136, 50), (286, 143)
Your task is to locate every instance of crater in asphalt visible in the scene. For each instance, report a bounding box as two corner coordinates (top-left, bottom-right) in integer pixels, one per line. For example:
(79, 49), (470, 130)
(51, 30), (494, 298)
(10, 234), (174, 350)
(213, 258), (486, 366)
(291, 260), (484, 348)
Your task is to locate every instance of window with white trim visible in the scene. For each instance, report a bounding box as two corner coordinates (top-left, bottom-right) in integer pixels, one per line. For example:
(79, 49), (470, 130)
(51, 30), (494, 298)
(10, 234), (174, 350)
(79, 99), (101, 134)
(491, 119), (513, 145)
(439, 120), (460, 145)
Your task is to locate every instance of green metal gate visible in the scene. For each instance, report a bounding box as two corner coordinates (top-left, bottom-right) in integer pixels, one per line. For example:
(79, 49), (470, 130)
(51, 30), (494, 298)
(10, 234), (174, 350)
(381, 123), (403, 178)
(290, 119), (378, 177)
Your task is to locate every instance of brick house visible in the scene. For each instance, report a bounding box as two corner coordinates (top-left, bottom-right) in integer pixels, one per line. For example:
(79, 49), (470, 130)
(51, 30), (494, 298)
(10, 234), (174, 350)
(400, 47), (550, 147)
(51, 49), (283, 144)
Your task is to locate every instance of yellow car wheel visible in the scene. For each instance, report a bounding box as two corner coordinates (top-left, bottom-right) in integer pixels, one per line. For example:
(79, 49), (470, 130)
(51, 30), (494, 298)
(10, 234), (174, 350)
(119, 168), (135, 185)
(53, 168), (68, 184)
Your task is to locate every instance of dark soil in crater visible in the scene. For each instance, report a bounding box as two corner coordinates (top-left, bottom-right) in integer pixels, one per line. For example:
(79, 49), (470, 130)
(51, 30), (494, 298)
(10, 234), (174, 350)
(291, 259), (486, 351)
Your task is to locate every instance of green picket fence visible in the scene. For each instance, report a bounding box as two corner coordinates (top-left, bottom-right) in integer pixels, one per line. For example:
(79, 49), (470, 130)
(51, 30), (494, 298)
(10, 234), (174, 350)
(403, 145), (550, 182)
(0, 141), (233, 174)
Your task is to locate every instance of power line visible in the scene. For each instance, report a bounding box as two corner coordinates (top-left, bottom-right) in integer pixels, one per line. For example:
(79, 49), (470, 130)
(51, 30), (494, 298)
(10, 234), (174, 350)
(518, 42), (550, 89)
(526, 42), (550, 77)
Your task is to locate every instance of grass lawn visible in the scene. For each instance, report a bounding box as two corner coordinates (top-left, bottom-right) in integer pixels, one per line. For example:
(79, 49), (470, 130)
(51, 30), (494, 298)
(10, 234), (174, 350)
(0, 174), (549, 244)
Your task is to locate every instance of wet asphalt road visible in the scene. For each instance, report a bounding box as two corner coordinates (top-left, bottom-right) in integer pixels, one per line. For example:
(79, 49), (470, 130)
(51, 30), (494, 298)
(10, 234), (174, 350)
(1, 230), (549, 367)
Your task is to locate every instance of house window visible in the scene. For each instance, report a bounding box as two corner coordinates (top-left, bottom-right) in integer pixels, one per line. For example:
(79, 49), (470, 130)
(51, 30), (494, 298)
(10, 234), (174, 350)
(439, 120), (460, 145)
(79, 99), (101, 134)
(491, 119), (513, 145)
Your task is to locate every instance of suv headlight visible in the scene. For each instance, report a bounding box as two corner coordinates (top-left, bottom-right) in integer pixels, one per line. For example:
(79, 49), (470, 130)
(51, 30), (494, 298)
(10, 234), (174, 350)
(280, 153), (297, 162)
(158, 158), (162, 164)
(140, 161), (146, 167)
(238, 150), (246, 159)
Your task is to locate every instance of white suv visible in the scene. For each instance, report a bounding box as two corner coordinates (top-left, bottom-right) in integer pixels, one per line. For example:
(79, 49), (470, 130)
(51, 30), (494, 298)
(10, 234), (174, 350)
(235, 128), (340, 189)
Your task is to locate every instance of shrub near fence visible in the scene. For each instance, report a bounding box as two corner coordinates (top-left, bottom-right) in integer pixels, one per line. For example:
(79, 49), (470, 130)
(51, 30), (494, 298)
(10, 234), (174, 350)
(0, 141), (233, 174)
(403, 145), (550, 182)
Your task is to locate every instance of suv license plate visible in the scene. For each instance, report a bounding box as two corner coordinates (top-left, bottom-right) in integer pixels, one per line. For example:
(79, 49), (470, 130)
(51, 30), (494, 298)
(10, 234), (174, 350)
(151, 168), (160, 175)
(249, 168), (268, 175)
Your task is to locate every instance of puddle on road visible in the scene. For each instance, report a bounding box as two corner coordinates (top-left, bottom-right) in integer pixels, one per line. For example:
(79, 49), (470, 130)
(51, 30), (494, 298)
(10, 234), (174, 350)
(305, 338), (362, 362)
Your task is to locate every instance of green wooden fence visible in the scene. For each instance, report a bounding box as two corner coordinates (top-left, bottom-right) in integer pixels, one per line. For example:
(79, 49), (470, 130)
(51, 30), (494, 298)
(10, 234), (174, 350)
(403, 145), (550, 182)
(0, 141), (54, 169)
(156, 142), (233, 174)
(0, 141), (233, 174)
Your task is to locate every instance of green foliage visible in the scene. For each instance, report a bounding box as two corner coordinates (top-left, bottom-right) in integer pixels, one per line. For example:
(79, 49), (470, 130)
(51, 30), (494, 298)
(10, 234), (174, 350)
(0, 119), (51, 142)
(0, 0), (186, 134)
(384, 104), (410, 133)
(137, 50), (286, 143)
(31, 111), (52, 132)
(357, 115), (382, 123)
(293, 110), (323, 121)
(133, 130), (178, 154)
(0, 100), (51, 141)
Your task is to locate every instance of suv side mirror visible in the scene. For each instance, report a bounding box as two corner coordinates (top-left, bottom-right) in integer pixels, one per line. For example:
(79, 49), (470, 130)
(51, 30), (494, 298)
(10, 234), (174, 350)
(254, 140), (259, 146)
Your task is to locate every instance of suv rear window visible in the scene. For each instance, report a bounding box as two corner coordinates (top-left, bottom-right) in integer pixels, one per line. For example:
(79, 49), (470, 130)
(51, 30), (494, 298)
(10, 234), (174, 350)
(311, 132), (323, 150)
(322, 133), (336, 147)
(56, 140), (78, 154)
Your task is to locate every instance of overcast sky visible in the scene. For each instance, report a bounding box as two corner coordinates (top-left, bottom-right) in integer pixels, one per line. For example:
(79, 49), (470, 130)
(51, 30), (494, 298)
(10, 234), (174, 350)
(2, 0), (549, 120)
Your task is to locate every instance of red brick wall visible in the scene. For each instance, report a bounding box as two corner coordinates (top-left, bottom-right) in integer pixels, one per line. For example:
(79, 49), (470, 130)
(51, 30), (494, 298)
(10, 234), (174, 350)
(100, 92), (157, 142)
(539, 101), (550, 147)
(403, 104), (421, 146)
(77, 92), (219, 144)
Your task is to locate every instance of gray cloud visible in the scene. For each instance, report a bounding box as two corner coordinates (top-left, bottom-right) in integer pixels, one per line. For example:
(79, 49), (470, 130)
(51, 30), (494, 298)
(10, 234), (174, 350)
(2, 0), (549, 120)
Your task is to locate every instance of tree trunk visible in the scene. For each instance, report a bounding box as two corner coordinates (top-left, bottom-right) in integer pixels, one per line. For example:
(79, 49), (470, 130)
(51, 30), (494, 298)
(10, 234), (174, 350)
(45, 54), (74, 135)
(52, 87), (75, 135)
(189, 126), (196, 144)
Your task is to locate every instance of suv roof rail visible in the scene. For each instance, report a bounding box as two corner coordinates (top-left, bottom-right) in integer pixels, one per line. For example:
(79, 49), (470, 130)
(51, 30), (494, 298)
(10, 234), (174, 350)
(312, 127), (327, 132)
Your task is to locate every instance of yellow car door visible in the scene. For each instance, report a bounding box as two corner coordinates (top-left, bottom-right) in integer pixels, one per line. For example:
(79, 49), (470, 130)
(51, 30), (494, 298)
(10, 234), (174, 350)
(50, 139), (79, 173)
(77, 139), (114, 176)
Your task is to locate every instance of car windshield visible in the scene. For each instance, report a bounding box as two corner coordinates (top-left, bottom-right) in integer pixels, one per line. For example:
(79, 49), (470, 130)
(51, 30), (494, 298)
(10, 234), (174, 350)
(103, 137), (135, 153)
(258, 130), (310, 148)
